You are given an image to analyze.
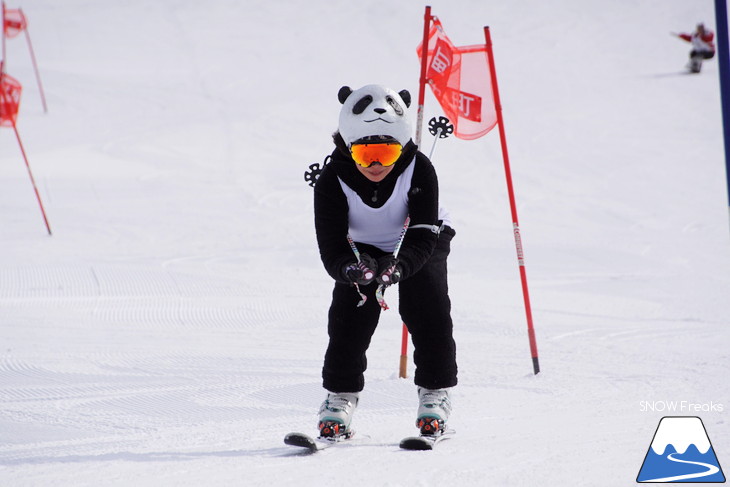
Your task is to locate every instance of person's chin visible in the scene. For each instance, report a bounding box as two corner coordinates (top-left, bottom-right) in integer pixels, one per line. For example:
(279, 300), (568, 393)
(367, 169), (387, 181)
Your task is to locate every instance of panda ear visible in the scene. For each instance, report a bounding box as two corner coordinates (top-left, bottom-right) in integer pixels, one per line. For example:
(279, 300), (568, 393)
(399, 89), (412, 108)
(338, 86), (353, 104)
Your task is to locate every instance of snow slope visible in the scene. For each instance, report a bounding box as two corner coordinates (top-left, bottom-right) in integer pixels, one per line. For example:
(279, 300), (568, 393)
(1, 1), (728, 485)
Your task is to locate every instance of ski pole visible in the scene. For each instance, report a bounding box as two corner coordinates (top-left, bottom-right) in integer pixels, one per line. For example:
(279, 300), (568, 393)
(375, 216), (410, 311)
(399, 117), (453, 377)
(427, 116), (454, 159)
(428, 130), (440, 158)
(346, 234), (368, 307)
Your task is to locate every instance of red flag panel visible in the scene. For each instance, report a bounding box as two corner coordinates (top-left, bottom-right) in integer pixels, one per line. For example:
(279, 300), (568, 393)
(0, 73), (22, 127)
(417, 18), (497, 140)
(3, 6), (27, 38)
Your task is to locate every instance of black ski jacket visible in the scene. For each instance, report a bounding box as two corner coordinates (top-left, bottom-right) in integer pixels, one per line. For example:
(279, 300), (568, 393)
(313, 134), (441, 283)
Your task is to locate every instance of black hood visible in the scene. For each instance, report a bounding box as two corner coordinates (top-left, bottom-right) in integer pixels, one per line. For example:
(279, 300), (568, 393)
(328, 132), (419, 207)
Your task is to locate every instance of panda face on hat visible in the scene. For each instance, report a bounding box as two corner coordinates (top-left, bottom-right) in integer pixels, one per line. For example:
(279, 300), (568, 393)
(337, 84), (413, 147)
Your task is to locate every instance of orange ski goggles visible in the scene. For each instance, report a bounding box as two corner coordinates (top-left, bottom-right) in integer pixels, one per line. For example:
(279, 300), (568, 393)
(350, 142), (403, 168)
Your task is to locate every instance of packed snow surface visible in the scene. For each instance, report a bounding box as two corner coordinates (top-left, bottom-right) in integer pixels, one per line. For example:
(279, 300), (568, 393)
(1, 1), (728, 486)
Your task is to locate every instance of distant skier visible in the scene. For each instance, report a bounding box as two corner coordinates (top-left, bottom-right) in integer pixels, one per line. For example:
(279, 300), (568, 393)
(312, 84), (458, 440)
(674, 23), (716, 73)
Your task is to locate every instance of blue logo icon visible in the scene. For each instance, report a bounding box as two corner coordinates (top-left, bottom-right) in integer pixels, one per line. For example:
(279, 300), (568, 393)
(637, 416), (725, 483)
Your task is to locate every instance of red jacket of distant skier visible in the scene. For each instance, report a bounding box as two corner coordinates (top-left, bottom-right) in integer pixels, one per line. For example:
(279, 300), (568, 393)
(678, 31), (715, 53)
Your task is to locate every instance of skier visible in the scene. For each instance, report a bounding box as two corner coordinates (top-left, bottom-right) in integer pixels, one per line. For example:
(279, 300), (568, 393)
(674, 23), (716, 73)
(313, 84), (458, 439)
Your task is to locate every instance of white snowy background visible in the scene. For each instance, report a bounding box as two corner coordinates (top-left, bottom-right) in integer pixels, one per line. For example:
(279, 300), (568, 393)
(1, 0), (729, 485)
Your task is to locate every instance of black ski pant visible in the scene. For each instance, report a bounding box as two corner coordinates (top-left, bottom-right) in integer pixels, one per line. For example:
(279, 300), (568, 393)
(690, 49), (715, 60)
(322, 227), (458, 393)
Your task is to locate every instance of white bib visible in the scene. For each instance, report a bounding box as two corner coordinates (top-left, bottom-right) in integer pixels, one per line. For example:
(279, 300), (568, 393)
(338, 160), (415, 252)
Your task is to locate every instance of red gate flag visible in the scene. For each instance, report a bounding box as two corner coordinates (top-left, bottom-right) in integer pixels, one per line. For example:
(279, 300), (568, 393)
(417, 18), (497, 140)
(2, 4), (27, 38)
(2, 2), (47, 112)
(0, 70), (21, 126)
(412, 7), (540, 375)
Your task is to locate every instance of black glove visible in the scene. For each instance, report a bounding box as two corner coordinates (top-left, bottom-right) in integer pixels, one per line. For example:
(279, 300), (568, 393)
(376, 255), (401, 287)
(343, 253), (378, 285)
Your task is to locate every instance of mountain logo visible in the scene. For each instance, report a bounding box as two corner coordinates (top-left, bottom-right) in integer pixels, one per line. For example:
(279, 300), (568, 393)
(637, 416), (725, 483)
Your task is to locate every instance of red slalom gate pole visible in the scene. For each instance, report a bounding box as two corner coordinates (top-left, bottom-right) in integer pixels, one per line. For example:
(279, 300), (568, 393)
(415, 5), (432, 148)
(2, 2), (6, 66)
(399, 323), (409, 378)
(2, 5), (47, 112)
(11, 121), (52, 235)
(483, 26), (539, 374)
(0, 76), (52, 235)
(23, 24), (48, 113)
(398, 5), (434, 379)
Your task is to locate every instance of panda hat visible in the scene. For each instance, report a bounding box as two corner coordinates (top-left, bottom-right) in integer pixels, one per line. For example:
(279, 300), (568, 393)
(337, 84), (413, 148)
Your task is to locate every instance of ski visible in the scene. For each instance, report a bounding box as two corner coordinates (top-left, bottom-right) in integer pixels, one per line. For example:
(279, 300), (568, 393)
(284, 431), (356, 453)
(399, 428), (455, 451)
(285, 428), (453, 452)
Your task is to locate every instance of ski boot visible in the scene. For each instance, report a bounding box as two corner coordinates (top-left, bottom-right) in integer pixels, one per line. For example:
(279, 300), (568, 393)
(416, 387), (452, 436)
(318, 392), (358, 439)
(688, 54), (703, 73)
